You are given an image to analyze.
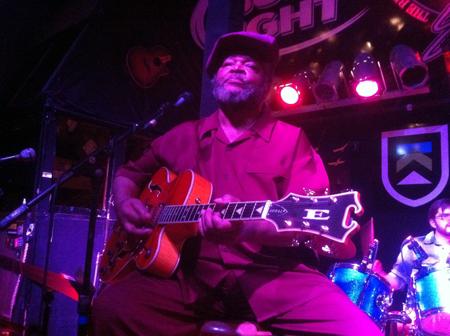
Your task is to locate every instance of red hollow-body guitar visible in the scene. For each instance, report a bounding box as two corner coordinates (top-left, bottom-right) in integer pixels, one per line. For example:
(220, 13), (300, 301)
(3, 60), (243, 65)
(99, 167), (363, 284)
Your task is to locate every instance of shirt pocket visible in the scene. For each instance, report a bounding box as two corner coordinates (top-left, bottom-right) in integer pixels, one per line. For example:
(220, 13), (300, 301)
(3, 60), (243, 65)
(246, 162), (292, 199)
(246, 162), (291, 179)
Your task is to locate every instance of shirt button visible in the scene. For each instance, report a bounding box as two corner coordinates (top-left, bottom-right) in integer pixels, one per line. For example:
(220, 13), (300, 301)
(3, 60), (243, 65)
(223, 174), (228, 179)
(222, 246), (229, 252)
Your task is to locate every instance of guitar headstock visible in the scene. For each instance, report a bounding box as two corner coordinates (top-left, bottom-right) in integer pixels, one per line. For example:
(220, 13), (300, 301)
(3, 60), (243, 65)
(265, 191), (363, 259)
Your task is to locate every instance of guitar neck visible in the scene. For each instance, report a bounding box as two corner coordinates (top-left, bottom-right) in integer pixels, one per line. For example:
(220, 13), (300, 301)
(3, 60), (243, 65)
(158, 201), (270, 224)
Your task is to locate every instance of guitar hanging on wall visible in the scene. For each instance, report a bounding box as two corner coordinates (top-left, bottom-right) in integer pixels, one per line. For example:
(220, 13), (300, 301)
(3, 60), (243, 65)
(126, 45), (172, 88)
(99, 167), (363, 284)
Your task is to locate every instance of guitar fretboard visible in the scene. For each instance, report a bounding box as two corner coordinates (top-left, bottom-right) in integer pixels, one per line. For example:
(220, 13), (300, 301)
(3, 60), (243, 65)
(158, 201), (269, 224)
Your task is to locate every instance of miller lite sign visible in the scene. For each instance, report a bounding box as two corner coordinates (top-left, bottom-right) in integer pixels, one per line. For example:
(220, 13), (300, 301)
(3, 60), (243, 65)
(381, 125), (449, 207)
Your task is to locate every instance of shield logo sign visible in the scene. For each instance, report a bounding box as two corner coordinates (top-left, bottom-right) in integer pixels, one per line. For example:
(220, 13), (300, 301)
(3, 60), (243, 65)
(381, 125), (449, 207)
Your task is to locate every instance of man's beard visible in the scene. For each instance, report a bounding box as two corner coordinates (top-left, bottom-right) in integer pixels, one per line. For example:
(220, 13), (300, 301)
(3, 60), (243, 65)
(212, 76), (268, 110)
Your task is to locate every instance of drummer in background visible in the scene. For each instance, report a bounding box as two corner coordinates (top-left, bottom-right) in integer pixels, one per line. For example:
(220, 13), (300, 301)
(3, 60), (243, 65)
(373, 198), (450, 290)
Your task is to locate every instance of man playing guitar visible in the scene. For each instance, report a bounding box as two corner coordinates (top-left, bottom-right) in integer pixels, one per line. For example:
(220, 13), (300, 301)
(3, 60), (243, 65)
(89, 31), (382, 336)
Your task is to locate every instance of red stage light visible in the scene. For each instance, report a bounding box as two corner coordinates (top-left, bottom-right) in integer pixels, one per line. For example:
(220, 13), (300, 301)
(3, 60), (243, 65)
(278, 83), (301, 105)
(355, 80), (380, 98)
(351, 53), (384, 98)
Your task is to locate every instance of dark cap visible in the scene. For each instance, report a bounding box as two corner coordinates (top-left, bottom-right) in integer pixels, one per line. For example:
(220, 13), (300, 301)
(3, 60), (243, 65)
(205, 31), (279, 78)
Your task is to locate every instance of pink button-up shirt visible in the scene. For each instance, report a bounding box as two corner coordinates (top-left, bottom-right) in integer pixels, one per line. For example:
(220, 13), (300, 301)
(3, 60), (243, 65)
(116, 110), (335, 321)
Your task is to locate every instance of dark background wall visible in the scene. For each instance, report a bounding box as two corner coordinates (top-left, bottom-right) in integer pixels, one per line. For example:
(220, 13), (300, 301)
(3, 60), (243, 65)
(0, 0), (449, 333)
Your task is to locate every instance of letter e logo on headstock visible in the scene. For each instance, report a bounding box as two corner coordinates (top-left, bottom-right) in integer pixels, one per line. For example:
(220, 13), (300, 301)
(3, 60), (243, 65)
(303, 209), (330, 220)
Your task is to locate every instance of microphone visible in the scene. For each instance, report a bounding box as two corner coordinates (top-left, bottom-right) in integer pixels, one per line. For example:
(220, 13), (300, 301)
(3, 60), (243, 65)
(0, 204), (28, 229)
(171, 91), (193, 108)
(0, 148), (36, 163)
(143, 91), (193, 130)
(406, 236), (428, 262)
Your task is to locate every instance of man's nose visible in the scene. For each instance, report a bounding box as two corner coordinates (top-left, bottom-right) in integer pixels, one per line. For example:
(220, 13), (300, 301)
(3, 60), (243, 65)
(231, 64), (245, 72)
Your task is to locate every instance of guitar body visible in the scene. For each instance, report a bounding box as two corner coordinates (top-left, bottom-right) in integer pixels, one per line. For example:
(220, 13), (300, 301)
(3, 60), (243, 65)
(99, 167), (212, 284)
(126, 46), (172, 88)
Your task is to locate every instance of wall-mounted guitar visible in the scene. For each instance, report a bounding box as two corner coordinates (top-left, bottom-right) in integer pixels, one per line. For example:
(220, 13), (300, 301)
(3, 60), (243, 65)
(126, 45), (172, 88)
(99, 167), (363, 284)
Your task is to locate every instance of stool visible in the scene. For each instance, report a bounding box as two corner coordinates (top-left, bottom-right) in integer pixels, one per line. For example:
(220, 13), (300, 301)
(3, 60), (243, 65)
(200, 321), (273, 336)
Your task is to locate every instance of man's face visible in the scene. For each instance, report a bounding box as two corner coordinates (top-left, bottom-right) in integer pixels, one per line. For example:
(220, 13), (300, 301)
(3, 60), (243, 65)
(430, 206), (450, 237)
(212, 55), (270, 109)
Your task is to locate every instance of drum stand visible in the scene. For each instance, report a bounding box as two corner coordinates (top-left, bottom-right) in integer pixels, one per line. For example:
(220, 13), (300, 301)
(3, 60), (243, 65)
(391, 254), (430, 335)
(359, 240), (392, 331)
(407, 272), (428, 336)
(408, 245), (431, 336)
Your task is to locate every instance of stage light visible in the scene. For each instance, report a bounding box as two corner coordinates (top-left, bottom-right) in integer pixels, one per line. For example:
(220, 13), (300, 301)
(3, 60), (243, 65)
(312, 61), (344, 103)
(390, 44), (428, 89)
(278, 83), (301, 105)
(292, 69), (316, 105)
(270, 69), (316, 108)
(351, 53), (384, 98)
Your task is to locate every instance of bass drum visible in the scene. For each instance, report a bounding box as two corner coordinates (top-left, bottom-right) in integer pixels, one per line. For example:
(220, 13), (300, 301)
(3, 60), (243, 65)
(327, 263), (392, 330)
(413, 267), (450, 336)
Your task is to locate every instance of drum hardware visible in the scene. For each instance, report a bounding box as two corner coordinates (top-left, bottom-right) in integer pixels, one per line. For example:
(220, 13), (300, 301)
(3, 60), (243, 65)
(406, 236), (429, 271)
(327, 239), (394, 331)
(356, 240), (380, 308)
(327, 261), (392, 331)
(360, 239), (379, 272)
(385, 310), (413, 325)
(378, 293), (393, 311)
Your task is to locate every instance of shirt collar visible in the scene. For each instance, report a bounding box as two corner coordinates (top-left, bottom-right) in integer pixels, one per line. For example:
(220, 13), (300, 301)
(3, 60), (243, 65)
(251, 108), (276, 143)
(198, 108), (276, 143)
(198, 110), (221, 140)
(423, 231), (439, 245)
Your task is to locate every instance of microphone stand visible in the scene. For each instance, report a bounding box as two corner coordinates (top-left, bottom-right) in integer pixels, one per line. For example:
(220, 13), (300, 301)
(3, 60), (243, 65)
(0, 105), (167, 336)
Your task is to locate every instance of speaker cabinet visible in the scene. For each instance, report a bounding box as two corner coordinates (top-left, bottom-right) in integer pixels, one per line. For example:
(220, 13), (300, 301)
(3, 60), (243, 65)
(12, 207), (110, 336)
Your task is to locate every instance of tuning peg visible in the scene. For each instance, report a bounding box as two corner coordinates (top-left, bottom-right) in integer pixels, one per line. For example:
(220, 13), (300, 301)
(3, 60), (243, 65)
(329, 196), (337, 204)
(303, 188), (315, 196)
(321, 244), (337, 256)
(320, 225), (330, 233)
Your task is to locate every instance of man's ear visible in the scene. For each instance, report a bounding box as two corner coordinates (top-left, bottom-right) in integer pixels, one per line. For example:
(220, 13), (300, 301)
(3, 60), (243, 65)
(429, 219), (436, 229)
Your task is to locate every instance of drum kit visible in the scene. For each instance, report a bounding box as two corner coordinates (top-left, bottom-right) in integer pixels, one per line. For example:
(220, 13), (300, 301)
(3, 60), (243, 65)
(327, 239), (450, 336)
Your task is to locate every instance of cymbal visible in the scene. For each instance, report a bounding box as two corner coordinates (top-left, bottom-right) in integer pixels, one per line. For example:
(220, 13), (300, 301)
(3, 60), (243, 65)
(0, 255), (78, 301)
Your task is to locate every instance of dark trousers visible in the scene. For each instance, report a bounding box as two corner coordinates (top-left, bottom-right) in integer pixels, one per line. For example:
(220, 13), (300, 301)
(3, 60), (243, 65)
(89, 270), (383, 336)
